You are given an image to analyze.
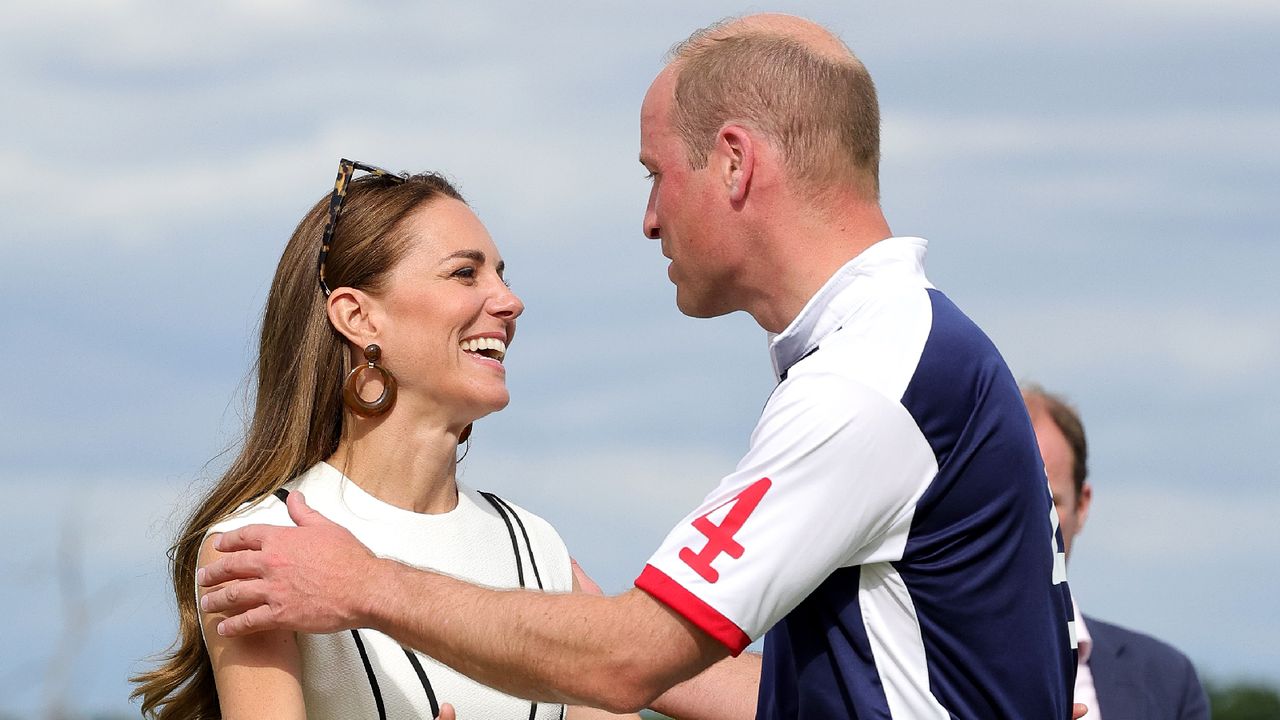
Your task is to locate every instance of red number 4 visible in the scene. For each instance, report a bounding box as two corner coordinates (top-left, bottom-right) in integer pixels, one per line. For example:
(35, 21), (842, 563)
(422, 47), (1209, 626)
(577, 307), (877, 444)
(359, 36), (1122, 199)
(679, 478), (772, 583)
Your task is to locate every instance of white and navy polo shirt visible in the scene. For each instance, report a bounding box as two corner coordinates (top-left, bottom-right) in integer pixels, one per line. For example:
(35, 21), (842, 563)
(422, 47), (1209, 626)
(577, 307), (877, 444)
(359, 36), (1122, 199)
(636, 237), (1076, 719)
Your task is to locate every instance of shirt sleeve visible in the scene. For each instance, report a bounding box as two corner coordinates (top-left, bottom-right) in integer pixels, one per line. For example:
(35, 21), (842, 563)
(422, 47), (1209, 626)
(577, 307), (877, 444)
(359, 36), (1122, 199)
(635, 369), (938, 654)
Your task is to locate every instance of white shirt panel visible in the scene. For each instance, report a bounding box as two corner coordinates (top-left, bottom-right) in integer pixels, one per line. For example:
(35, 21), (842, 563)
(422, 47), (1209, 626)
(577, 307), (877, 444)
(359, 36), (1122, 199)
(860, 562), (951, 718)
(643, 368), (939, 645)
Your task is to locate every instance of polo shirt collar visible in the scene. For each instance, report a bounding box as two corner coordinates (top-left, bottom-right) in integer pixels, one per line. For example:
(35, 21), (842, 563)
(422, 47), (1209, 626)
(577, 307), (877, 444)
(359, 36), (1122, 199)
(768, 236), (930, 380)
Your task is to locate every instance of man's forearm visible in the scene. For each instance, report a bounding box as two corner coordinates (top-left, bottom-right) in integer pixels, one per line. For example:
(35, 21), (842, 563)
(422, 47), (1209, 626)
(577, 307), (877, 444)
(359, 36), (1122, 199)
(365, 558), (726, 713)
(650, 652), (761, 720)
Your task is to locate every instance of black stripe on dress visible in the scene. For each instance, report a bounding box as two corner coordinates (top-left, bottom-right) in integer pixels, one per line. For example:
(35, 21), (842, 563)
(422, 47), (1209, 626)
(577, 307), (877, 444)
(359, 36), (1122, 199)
(480, 491), (526, 588)
(480, 491), (546, 719)
(488, 494), (545, 591)
(351, 629), (387, 720)
(276, 487), (455, 719)
(403, 647), (442, 717)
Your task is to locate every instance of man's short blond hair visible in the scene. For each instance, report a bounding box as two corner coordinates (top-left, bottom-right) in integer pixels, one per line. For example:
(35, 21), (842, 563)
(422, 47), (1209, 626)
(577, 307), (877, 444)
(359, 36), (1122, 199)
(667, 21), (881, 199)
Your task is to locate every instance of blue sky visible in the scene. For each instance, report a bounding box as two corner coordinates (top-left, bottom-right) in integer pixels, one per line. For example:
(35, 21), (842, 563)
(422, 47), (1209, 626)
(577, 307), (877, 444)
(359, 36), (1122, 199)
(1, 0), (1277, 714)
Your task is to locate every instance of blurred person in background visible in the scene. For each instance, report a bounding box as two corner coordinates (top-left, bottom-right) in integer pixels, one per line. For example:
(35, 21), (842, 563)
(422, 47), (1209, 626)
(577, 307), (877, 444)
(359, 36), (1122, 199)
(1024, 384), (1210, 720)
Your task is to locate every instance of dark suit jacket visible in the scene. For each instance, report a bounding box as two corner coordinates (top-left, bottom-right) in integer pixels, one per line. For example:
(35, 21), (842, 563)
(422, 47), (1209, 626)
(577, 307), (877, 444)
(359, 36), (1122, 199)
(1085, 615), (1210, 720)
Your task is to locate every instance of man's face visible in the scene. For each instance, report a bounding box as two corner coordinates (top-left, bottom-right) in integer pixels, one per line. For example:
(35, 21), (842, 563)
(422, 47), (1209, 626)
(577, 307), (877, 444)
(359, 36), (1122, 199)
(638, 70), (743, 318)
(1032, 413), (1092, 560)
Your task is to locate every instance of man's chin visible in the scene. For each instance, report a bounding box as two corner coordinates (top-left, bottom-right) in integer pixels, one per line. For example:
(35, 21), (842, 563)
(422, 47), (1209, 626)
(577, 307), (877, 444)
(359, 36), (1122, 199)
(675, 290), (734, 319)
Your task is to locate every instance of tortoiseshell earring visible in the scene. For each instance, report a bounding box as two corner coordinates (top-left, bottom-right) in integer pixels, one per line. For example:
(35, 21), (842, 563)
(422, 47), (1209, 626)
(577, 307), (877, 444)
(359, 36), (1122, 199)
(342, 344), (397, 417)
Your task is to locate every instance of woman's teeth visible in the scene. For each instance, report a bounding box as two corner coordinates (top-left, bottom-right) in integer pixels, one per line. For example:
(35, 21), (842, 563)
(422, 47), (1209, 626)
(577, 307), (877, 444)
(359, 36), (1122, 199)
(460, 337), (507, 362)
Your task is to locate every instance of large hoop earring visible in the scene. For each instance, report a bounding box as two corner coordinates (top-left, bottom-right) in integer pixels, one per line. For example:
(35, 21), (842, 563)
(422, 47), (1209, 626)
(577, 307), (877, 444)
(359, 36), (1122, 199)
(456, 424), (473, 462)
(343, 344), (397, 417)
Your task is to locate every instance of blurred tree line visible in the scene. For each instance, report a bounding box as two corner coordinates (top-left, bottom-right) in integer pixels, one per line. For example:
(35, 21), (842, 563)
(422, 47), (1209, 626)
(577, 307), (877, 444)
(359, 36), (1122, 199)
(1204, 681), (1280, 720)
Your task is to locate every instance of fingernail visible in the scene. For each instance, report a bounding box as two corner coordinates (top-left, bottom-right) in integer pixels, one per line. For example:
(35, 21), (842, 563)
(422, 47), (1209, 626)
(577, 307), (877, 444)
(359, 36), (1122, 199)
(200, 594), (209, 611)
(196, 568), (206, 585)
(217, 621), (226, 636)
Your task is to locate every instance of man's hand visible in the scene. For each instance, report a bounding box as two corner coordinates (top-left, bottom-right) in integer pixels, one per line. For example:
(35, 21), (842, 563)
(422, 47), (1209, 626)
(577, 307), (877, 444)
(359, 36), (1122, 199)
(1074, 702), (1087, 718)
(197, 491), (382, 637)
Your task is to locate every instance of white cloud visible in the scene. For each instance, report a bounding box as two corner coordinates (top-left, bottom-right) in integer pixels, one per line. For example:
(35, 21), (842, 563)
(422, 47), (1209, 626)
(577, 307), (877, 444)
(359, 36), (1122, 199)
(1118, 0), (1280, 17)
(1070, 480), (1280, 680)
(1079, 482), (1280, 566)
(885, 109), (1280, 168)
(880, 109), (1280, 222)
(984, 298), (1280, 383)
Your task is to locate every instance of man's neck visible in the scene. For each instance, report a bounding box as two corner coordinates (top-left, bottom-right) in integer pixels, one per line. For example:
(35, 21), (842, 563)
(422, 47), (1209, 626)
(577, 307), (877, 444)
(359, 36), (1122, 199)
(746, 198), (892, 333)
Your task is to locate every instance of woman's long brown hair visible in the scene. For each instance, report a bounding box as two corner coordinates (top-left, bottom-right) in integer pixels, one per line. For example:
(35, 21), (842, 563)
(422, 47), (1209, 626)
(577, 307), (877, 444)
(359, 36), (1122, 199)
(130, 170), (463, 719)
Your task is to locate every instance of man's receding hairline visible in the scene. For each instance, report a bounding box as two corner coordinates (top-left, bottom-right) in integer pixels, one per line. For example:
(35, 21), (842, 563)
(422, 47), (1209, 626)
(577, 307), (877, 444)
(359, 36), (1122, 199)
(666, 14), (856, 68)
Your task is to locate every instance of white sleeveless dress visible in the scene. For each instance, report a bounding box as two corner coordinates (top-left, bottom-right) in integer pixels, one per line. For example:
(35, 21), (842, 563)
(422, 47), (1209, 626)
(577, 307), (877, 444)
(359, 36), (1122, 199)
(206, 462), (572, 719)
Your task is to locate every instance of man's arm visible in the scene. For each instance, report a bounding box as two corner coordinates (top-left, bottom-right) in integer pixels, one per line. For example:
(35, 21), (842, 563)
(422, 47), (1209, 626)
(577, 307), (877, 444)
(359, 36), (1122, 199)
(650, 653), (761, 720)
(374, 562), (728, 712)
(572, 558), (760, 720)
(199, 492), (732, 714)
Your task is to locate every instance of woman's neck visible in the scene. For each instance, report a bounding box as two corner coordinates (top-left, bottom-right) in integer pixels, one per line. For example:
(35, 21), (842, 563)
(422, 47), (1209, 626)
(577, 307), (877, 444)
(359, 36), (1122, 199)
(326, 417), (463, 515)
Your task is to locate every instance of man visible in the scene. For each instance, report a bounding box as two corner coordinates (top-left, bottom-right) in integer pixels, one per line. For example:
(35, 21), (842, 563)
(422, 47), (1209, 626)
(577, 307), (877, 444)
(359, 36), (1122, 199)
(1024, 385), (1210, 719)
(201, 14), (1077, 718)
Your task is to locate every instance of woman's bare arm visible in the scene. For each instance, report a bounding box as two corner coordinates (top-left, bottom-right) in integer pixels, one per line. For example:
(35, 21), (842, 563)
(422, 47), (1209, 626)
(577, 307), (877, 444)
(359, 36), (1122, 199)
(198, 535), (306, 720)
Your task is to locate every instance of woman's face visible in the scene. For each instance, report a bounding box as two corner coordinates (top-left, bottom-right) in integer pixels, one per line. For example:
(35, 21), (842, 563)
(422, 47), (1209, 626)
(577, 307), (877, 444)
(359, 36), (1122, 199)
(373, 197), (524, 428)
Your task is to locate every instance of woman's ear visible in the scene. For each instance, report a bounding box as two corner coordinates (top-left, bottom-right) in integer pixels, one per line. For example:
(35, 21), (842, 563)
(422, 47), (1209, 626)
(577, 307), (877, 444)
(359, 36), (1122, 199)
(326, 287), (381, 348)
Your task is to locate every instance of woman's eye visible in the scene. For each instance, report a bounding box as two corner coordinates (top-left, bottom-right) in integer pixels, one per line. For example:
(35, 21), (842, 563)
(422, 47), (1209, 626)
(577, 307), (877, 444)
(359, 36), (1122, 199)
(452, 266), (476, 279)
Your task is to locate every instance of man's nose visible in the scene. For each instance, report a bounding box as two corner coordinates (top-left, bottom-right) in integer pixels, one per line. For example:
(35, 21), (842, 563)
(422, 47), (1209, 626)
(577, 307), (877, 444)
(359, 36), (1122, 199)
(643, 207), (660, 239)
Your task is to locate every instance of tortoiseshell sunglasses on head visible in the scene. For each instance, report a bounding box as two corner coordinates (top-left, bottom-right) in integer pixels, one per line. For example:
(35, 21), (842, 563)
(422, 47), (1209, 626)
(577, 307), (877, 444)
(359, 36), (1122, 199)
(317, 158), (407, 297)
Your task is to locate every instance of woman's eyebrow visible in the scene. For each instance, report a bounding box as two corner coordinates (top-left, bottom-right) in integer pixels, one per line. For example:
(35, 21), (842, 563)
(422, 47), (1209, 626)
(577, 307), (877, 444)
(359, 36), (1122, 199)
(441, 249), (504, 276)
(442, 249), (486, 263)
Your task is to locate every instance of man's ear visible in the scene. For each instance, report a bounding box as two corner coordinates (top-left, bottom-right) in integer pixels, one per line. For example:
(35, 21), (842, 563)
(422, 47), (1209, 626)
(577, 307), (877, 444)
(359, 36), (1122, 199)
(1075, 482), (1093, 535)
(326, 287), (381, 348)
(718, 124), (755, 204)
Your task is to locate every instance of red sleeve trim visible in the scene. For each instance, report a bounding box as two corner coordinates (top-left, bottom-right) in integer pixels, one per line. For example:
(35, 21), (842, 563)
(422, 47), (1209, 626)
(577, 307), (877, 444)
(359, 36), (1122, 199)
(635, 564), (751, 656)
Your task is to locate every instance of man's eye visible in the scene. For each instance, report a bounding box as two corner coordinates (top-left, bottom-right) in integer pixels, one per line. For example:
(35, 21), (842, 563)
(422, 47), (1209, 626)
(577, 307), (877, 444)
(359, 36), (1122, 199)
(643, 171), (656, 181)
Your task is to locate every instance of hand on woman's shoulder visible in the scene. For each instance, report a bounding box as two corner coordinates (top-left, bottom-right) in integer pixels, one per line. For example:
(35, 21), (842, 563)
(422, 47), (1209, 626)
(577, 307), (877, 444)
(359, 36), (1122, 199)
(197, 514), (306, 719)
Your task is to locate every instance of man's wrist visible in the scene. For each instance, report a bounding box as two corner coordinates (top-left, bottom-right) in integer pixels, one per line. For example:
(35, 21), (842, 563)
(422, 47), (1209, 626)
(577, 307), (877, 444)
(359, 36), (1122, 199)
(357, 556), (406, 631)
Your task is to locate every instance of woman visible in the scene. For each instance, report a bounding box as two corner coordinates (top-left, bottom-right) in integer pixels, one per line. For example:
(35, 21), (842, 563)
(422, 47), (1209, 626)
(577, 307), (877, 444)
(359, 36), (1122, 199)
(131, 160), (631, 719)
